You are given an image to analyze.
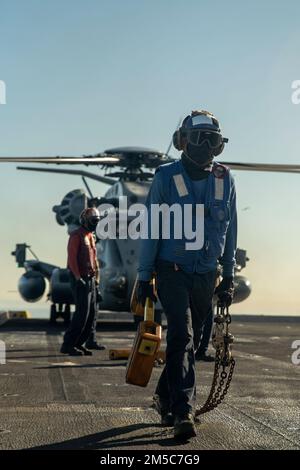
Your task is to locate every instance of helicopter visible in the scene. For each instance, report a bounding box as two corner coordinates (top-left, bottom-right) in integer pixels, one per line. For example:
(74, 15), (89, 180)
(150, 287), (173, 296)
(1, 147), (300, 323)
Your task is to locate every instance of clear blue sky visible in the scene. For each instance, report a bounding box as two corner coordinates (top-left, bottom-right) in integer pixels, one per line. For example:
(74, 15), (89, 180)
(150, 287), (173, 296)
(1, 0), (300, 315)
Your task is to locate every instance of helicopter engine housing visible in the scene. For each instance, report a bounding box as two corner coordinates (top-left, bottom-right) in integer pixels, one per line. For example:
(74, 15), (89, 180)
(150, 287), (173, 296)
(52, 189), (87, 234)
(50, 268), (74, 304)
(233, 275), (251, 304)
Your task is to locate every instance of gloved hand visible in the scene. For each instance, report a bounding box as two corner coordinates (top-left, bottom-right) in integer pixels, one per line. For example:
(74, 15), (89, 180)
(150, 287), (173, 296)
(136, 280), (157, 307)
(96, 287), (103, 304)
(77, 277), (86, 287)
(215, 276), (234, 307)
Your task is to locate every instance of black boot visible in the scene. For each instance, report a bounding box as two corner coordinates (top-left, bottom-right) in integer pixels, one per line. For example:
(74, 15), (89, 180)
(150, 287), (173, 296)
(174, 413), (196, 441)
(60, 345), (83, 356)
(76, 345), (93, 356)
(195, 351), (215, 362)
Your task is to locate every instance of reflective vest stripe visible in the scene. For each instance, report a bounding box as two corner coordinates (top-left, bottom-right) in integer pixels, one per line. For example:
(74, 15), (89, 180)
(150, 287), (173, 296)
(173, 171), (225, 201)
(214, 178), (224, 200)
(173, 174), (188, 197)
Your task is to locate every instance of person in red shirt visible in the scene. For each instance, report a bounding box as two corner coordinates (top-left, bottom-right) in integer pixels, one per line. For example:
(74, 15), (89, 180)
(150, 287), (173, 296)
(61, 207), (105, 356)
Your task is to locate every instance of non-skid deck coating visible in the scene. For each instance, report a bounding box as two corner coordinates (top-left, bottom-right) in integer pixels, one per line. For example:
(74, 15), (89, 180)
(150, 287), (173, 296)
(0, 317), (299, 450)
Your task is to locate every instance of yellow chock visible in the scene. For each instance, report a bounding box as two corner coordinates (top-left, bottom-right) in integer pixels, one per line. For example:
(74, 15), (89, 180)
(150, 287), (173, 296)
(8, 310), (32, 319)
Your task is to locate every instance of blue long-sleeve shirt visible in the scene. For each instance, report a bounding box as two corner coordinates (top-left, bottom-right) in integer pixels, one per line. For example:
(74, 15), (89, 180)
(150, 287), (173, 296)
(138, 168), (237, 281)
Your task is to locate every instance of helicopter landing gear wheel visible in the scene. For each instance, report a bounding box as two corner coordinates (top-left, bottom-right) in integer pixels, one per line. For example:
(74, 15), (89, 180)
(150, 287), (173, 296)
(50, 304), (57, 325)
(63, 304), (71, 326)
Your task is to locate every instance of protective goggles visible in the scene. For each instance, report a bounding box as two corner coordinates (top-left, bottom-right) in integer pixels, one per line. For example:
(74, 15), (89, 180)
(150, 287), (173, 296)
(185, 129), (228, 148)
(88, 216), (100, 225)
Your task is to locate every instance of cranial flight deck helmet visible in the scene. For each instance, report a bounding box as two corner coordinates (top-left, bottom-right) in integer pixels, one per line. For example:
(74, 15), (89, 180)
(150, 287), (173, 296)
(79, 207), (100, 232)
(173, 110), (228, 158)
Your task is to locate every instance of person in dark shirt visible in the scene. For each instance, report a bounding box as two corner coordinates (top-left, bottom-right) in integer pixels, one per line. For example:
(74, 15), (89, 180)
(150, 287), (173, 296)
(137, 110), (237, 441)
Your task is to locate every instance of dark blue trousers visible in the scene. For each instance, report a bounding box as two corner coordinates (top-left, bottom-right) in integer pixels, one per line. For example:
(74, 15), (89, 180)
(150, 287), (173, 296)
(155, 260), (216, 416)
(63, 275), (96, 349)
(86, 315), (98, 345)
(196, 305), (214, 355)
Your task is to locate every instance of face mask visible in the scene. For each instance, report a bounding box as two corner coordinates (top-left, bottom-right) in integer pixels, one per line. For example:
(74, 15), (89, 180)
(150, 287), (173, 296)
(86, 222), (96, 232)
(85, 217), (99, 232)
(186, 142), (214, 168)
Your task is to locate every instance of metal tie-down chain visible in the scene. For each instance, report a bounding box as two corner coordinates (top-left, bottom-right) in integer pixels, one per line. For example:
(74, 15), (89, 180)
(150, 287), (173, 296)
(195, 304), (236, 416)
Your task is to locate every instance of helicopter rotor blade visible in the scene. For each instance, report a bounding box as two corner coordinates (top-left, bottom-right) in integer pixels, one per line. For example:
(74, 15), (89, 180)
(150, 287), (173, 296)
(16, 166), (116, 185)
(0, 155), (120, 165)
(222, 162), (300, 173)
(2, 152), (300, 174)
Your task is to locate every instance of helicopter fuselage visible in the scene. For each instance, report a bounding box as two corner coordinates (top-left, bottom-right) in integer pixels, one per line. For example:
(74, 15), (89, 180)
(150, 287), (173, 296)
(98, 179), (151, 310)
(9, 147), (251, 321)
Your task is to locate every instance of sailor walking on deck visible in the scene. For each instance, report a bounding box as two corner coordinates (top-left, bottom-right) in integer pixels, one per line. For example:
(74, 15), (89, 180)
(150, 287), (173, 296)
(136, 110), (237, 441)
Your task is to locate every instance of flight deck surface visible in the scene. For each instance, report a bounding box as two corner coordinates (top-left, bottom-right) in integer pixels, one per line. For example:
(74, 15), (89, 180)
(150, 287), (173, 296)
(0, 316), (299, 450)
